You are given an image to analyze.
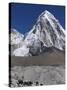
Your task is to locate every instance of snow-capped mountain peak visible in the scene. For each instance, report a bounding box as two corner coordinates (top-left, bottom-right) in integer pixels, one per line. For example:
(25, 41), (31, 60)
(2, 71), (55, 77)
(25, 10), (65, 50)
(12, 10), (65, 56)
(11, 28), (24, 45)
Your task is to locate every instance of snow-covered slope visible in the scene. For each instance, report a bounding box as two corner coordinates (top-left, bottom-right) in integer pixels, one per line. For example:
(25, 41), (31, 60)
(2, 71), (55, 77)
(10, 29), (24, 55)
(11, 29), (24, 45)
(13, 45), (30, 56)
(12, 10), (65, 56)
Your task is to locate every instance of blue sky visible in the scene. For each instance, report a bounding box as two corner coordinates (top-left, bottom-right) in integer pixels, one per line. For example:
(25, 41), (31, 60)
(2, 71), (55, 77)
(10, 3), (65, 34)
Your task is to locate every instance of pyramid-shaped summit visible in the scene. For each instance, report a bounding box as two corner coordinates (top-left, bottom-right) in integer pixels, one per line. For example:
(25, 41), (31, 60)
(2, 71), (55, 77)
(12, 10), (65, 56)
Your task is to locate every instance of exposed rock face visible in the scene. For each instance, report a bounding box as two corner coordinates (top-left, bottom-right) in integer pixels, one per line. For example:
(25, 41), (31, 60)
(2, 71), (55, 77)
(10, 66), (65, 87)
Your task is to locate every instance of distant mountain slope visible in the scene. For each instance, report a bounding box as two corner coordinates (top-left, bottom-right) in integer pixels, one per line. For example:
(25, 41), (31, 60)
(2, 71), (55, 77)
(11, 47), (65, 66)
(10, 29), (24, 55)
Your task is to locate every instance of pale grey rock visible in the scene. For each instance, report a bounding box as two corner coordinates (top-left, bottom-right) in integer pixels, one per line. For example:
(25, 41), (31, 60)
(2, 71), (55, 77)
(10, 65), (65, 87)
